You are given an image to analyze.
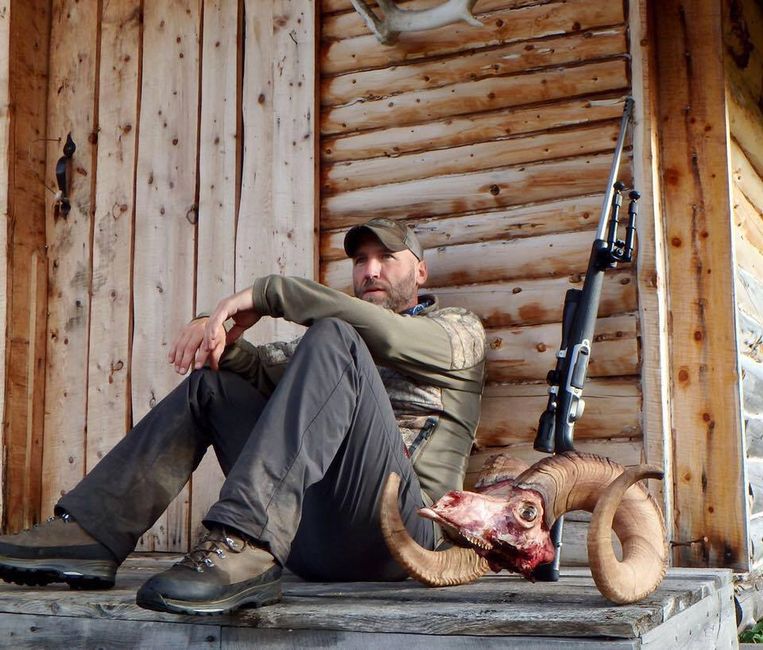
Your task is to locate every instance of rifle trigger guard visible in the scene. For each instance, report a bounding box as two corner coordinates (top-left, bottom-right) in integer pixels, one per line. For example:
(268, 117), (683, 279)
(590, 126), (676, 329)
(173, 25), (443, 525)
(55, 133), (76, 219)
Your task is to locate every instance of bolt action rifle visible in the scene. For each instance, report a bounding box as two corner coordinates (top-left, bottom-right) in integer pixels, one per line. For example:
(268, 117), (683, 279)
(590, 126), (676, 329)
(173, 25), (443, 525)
(532, 97), (641, 582)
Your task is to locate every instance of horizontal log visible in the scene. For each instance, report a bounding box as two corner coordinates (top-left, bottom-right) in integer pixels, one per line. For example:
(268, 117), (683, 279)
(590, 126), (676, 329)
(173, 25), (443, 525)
(475, 378), (641, 447)
(743, 356), (763, 417)
(738, 267), (763, 327)
(322, 59), (629, 134)
(736, 228), (763, 284)
(322, 0), (545, 39)
(322, 0), (551, 14)
(325, 191), (621, 264)
(556, 519), (621, 567)
(751, 513), (763, 568)
(750, 459), (763, 516)
(323, 229), (598, 291)
(322, 120), (621, 194)
(321, 193), (604, 259)
(485, 313), (639, 381)
(734, 182), (763, 252)
(322, 94), (627, 163)
(466, 437), (643, 484)
(321, 0), (624, 75)
(322, 27), (626, 106)
(746, 416), (763, 458)
(739, 308), (763, 365)
(433, 270), (636, 328)
(728, 89), (763, 180)
(731, 139), (763, 211)
(322, 151), (632, 225)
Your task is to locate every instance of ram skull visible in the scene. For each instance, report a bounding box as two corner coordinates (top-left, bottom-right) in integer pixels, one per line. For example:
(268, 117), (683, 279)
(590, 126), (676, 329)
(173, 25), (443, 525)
(381, 451), (668, 605)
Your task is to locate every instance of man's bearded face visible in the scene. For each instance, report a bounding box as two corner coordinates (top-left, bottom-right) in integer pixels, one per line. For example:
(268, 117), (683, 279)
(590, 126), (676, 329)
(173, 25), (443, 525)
(351, 237), (424, 313)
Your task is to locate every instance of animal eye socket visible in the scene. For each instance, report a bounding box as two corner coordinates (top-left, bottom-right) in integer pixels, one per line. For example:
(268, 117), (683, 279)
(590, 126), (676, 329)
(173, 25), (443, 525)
(519, 504), (538, 522)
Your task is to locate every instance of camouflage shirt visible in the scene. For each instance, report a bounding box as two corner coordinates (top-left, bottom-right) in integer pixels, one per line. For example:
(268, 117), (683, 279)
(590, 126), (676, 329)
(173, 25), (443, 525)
(218, 275), (487, 503)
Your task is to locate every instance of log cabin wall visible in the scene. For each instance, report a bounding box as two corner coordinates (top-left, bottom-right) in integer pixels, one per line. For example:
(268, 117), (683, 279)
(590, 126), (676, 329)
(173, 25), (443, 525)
(318, 0), (662, 565)
(725, 0), (763, 568)
(2, 0), (318, 552)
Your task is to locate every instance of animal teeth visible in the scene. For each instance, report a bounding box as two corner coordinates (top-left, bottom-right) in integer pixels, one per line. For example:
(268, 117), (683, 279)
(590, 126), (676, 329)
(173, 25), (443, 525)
(461, 531), (492, 551)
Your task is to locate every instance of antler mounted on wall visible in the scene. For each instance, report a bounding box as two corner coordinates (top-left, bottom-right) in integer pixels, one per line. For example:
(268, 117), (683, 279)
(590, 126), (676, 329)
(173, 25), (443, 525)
(351, 0), (483, 45)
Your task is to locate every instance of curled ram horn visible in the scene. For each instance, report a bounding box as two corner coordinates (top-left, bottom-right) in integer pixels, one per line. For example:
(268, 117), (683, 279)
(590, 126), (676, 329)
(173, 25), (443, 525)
(380, 451), (668, 604)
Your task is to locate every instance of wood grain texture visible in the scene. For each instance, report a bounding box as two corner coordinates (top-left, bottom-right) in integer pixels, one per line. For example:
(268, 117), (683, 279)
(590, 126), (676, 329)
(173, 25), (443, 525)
(0, 554), (735, 643)
(236, 0), (316, 347)
(749, 458), (763, 516)
(322, 59), (629, 135)
(656, 0), (748, 569)
(322, 0), (549, 15)
(475, 378), (641, 446)
(322, 120), (621, 194)
(748, 417), (763, 458)
(132, 0), (201, 551)
(321, 0), (624, 75)
(41, 0), (99, 517)
(236, 0), (275, 343)
(324, 230), (609, 292)
(739, 310), (763, 366)
(739, 265), (763, 312)
(724, 0), (763, 178)
(321, 193), (605, 259)
(628, 0), (673, 530)
(322, 27), (626, 107)
(3, 1), (50, 532)
(85, 0), (140, 475)
(322, 95), (627, 163)
(485, 313), (638, 382)
(191, 0), (242, 549)
(322, 0), (547, 40)
(270, 0), (317, 331)
(742, 355), (763, 417)
(731, 139), (763, 212)
(433, 269), (636, 328)
(735, 183), (763, 255)
(728, 87), (763, 181)
(322, 152), (632, 226)
(466, 438), (643, 487)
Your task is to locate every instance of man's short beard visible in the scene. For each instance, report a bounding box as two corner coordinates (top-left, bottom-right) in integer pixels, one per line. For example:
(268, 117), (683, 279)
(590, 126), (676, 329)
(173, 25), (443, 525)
(354, 267), (417, 312)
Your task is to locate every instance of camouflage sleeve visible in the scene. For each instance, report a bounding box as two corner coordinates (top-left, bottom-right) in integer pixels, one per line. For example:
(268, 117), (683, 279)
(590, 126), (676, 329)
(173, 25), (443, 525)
(219, 337), (302, 397)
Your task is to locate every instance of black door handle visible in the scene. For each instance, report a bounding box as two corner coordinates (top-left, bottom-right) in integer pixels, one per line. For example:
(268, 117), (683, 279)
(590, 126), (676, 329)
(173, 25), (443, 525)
(55, 133), (76, 218)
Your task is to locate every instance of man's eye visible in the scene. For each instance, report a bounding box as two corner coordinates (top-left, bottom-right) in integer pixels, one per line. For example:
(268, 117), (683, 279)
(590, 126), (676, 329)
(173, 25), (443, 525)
(383, 253), (395, 259)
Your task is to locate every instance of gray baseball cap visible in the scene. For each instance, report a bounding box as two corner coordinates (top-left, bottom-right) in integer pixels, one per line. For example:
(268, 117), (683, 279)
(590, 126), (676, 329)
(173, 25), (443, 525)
(343, 218), (423, 260)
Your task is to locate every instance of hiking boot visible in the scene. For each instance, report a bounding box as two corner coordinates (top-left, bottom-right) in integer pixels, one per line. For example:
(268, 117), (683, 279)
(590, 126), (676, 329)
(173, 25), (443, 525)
(0, 514), (118, 589)
(135, 527), (282, 615)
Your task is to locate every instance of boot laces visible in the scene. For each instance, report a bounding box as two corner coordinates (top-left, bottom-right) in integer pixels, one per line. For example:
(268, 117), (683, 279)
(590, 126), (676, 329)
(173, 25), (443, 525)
(181, 529), (242, 573)
(27, 515), (68, 532)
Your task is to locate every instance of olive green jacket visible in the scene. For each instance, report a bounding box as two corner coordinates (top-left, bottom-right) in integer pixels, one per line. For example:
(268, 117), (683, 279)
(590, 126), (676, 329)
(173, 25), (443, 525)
(218, 275), (487, 503)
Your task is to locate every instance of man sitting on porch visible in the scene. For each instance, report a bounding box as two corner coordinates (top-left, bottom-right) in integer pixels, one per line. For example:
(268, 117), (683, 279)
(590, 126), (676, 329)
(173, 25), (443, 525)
(0, 218), (486, 616)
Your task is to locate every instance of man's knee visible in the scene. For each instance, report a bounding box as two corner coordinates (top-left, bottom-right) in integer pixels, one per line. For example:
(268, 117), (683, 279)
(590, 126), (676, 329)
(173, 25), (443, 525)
(304, 317), (359, 343)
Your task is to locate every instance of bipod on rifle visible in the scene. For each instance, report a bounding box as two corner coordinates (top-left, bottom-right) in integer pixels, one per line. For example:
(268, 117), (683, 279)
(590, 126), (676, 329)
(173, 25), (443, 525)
(531, 97), (641, 582)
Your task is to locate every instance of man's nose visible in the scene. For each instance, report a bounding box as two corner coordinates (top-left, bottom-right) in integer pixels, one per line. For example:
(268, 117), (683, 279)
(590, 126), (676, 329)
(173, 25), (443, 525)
(365, 258), (382, 278)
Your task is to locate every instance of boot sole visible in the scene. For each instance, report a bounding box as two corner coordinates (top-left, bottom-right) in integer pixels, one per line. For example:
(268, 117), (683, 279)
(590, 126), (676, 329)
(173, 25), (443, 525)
(136, 578), (282, 616)
(0, 555), (116, 590)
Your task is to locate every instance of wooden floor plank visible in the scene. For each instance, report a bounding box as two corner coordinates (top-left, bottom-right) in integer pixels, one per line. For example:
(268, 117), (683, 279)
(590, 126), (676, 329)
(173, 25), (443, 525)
(0, 555), (732, 644)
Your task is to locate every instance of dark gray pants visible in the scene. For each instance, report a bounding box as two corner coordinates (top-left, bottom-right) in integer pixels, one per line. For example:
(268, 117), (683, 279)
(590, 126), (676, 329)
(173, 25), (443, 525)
(58, 318), (434, 581)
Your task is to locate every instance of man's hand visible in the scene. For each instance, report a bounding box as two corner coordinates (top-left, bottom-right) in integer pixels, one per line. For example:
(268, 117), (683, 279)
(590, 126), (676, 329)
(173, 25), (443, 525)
(203, 287), (261, 369)
(168, 317), (221, 375)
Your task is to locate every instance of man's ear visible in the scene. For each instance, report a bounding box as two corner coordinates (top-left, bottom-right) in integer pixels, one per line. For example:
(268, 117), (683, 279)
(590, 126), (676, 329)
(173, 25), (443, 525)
(416, 259), (428, 287)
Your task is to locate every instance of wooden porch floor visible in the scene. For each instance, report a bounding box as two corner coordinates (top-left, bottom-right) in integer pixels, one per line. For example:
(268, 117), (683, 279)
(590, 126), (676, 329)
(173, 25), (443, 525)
(0, 554), (738, 648)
